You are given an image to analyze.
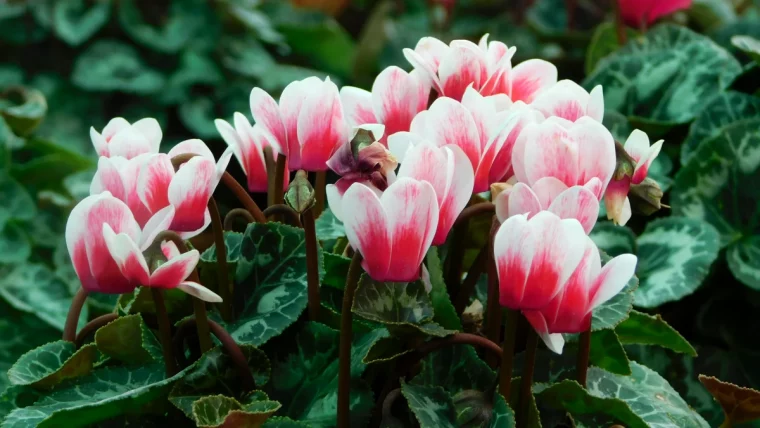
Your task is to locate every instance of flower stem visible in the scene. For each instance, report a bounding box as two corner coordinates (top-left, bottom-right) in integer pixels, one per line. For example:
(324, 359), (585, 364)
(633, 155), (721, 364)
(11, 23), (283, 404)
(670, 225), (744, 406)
(151, 287), (178, 377)
(208, 197), (233, 322)
(263, 204), (303, 228)
(264, 147), (276, 208)
(63, 288), (88, 342)
(453, 241), (488, 314)
(445, 218), (468, 292)
(74, 313), (117, 348)
(517, 324), (539, 428)
(314, 170), (327, 218)
(614, 0), (628, 45)
(484, 216), (502, 368)
(577, 329), (591, 388)
(338, 252), (363, 428)
(302, 207), (321, 321)
(220, 172), (267, 224)
(414, 332), (502, 360)
(499, 309), (519, 401)
(452, 202), (495, 229)
(566, 0), (576, 30)
(274, 155), (287, 207)
(223, 208), (255, 232)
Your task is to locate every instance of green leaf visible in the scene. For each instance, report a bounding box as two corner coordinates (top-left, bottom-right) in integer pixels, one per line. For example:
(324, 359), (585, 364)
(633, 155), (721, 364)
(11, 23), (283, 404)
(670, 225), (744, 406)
(50, 0), (110, 46)
(269, 322), (383, 427)
(590, 222), (637, 257)
(506, 377), (542, 428)
(3, 364), (187, 427)
(315, 208), (345, 240)
(603, 110), (633, 142)
(525, 0), (592, 41)
(589, 329), (631, 376)
(94, 314), (162, 364)
(169, 345), (272, 419)
(226, 4), (283, 45)
(412, 344), (495, 394)
(534, 380), (647, 428)
(0, 301), (59, 389)
(727, 236), (760, 291)
(490, 393), (516, 428)
(323, 252), (351, 289)
(591, 251), (638, 331)
(585, 363), (710, 427)
(732, 35), (760, 65)
(425, 248), (462, 331)
(635, 217), (721, 307)
(585, 22), (637, 75)
(159, 50), (224, 105)
(116, 286), (189, 316)
(199, 231), (244, 295)
(0, 263), (88, 332)
(680, 91), (760, 164)
(0, 86), (47, 135)
(7, 341), (98, 389)
(0, 385), (42, 422)
(72, 40), (165, 94)
(362, 336), (412, 365)
(262, 417), (312, 427)
(401, 380), (458, 428)
(584, 24), (742, 125)
(217, 222), (313, 346)
(117, 0), (211, 53)
(0, 222), (31, 264)
(0, 172), (35, 230)
(615, 310), (697, 356)
(191, 393), (281, 428)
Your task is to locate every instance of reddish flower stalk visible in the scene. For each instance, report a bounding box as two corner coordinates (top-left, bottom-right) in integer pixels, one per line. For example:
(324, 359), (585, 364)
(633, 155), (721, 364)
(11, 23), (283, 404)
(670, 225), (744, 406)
(302, 206), (321, 321)
(338, 252), (363, 428)
(74, 313), (118, 348)
(484, 216), (502, 368)
(577, 329), (591, 387)
(151, 287), (178, 377)
(223, 208), (256, 232)
(208, 198), (233, 322)
(499, 309), (519, 401)
(63, 288), (89, 342)
(263, 204), (302, 228)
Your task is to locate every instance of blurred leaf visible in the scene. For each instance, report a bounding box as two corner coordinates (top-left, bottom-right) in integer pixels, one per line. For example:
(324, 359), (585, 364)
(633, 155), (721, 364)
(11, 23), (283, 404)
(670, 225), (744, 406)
(118, 0), (211, 53)
(616, 310), (697, 356)
(191, 393), (281, 428)
(590, 222), (637, 257)
(698, 375), (760, 426)
(314, 208), (345, 240)
(323, 252), (350, 289)
(526, 0), (596, 42)
(0, 222), (31, 264)
(178, 82), (250, 139)
(94, 314), (162, 364)
(33, 0), (110, 46)
(585, 22), (637, 75)
(589, 329), (631, 375)
(159, 50), (223, 106)
(0, 172), (35, 232)
(425, 247), (462, 331)
(7, 341), (98, 389)
(733, 35), (760, 64)
(226, 1), (284, 44)
(401, 381), (458, 428)
(585, 24), (742, 125)
(1, 2), (48, 44)
(72, 40), (165, 94)
(11, 138), (94, 191)
(0, 85), (47, 135)
(681, 91), (760, 165)
(0, 301), (59, 389)
(688, 0), (737, 31)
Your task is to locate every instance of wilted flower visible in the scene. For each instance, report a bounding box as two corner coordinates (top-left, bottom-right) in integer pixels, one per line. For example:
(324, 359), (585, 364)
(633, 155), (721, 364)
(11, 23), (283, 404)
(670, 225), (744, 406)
(90, 117), (162, 159)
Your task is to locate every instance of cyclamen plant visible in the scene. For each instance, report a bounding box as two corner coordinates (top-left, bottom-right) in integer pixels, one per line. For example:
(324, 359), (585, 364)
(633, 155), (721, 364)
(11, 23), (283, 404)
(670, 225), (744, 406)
(12, 27), (724, 427)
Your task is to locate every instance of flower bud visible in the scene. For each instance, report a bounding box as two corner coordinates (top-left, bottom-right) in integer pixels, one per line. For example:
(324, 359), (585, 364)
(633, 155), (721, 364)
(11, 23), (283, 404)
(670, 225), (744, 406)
(628, 177), (666, 216)
(612, 140), (636, 181)
(490, 182), (513, 200)
(285, 170), (315, 214)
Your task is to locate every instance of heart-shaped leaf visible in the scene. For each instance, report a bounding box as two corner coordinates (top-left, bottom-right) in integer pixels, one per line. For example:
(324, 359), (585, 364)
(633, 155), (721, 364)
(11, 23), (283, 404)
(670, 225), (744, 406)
(0, 172), (36, 230)
(315, 208), (345, 240)
(425, 248), (462, 331)
(51, 0), (110, 46)
(401, 380), (458, 428)
(191, 392), (281, 428)
(0, 222), (31, 264)
(0, 86), (47, 135)
(72, 40), (165, 94)
(585, 22), (638, 75)
(732, 35), (760, 64)
(589, 329), (631, 376)
(94, 315), (162, 364)
(7, 341), (98, 389)
(616, 310), (697, 356)
(699, 375), (760, 426)
(0, 301), (59, 389)
(117, 0), (211, 53)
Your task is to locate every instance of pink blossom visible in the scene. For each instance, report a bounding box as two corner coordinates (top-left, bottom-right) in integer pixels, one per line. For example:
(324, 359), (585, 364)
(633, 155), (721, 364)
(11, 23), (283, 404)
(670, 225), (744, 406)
(530, 80), (604, 123)
(618, 0), (692, 28)
(90, 117), (162, 159)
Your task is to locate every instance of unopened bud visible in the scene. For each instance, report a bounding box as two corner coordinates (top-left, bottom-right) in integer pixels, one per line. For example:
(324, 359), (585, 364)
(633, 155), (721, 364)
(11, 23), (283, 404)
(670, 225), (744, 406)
(285, 170), (315, 214)
(628, 177), (666, 216)
(612, 140), (636, 181)
(490, 182), (513, 199)
(453, 389), (494, 427)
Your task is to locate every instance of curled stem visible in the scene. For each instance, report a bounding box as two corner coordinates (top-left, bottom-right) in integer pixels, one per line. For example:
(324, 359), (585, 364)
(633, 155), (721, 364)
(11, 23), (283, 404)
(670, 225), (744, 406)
(74, 313), (118, 348)
(302, 207), (320, 321)
(224, 208), (255, 232)
(151, 288), (178, 377)
(577, 329), (591, 388)
(499, 309), (519, 401)
(338, 252), (363, 428)
(208, 197), (233, 322)
(63, 288), (89, 342)
(263, 204), (303, 228)
(314, 170), (327, 218)
(484, 216), (502, 368)
(414, 333), (502, 361)
(517, 324), (539, 428)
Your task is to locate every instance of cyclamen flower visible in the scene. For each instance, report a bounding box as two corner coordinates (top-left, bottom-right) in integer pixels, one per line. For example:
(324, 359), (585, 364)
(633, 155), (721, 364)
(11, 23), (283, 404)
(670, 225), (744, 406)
(90, 117), (162, 159)
(530, 80), (604, 123)
(523, 237), (637, 353)
(326, 125), (398, 221)
(618, 0), (691, 28)
(249, 76), (349, 171)
(494, 180), (600, 234)
(65, 192), (221, 301)
(390, 86), (519, 192)
(215, 112), (290, 193)
(494, 211), (588, 310)
(511, 116), (616, 199)
(396, 141), (474, 245)
(604, 130), (663, 225)
(342, 177), (439, 282)
(340, 66), (430, 143)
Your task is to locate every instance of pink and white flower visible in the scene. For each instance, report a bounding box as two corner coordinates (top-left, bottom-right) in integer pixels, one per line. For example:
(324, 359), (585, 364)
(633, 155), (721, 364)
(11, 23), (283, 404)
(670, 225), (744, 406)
(215, 113), (290, 193)
(389, 86), (520, 192)
(249, 77), (349, 171)
(604, 129), (663, 225)
(90, 117), (162, 159)
(340, 66), (430, 143)
(523, 237), (637, 353)
(342, 177), (439, 282)
(65, 192), (221, 301)
(494, 180), (601, 234)
(396, 141), (474, 245)
(619, 0), (692, 28)
(511, 116), (616, 199)
(530, 80), (604, 123)
(494, 211), (588, 310)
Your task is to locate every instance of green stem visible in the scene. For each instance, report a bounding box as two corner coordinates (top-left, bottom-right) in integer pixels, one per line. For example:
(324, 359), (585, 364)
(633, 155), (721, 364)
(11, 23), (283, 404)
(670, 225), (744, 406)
(577, 329), (591, 388)
(484, 216), (502, 368)
(151, 287), (178, 377)
(517, 324), (538, 428)
(338, 252), (363, 428)
(303, 207), (321, 321)
(63, 288), (88, 342)
(208, 197), (233, 322)
(314, 170), (327, 218)
(499, 309), (519, 401)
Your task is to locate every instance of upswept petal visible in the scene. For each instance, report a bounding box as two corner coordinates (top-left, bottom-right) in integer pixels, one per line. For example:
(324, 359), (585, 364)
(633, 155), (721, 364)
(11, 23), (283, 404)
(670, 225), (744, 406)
(522, 121), (579, 187)
(108, 127), (154, 160)
(570, 117), (616, 192)
(90, 127), (109, 157)
(177, 281), (223, 303)
(494, 214), (536, 309)
(297, 78), (349, 171)
(489, 104), (544, 184)
(419, 97), (482, 170)
(149, 249), (199, 288)
(583, 177), (605, 200)
(250, 87), (287, 154)
(531, 80), (595, 123)
(161, 240), (181, 260)
(438, 44), (487, 101)
(131, 118), (162, 153)
(403, 48), (443, 94)
(167, 139), (214, 161)
(342, 182), (392, 280)
(530, 176), (568, 208)
(91, 157), (126, 201)
(587, 85), (604, 122)
(101, 117), (131, 142)
(589, 253), (638, 310)
(139, 205), (175, 251)
(102, 223), (150, 286)
(505, 182), (542, 219)
(243, 125), (275, 193)
(66, 194), (102, 291)
(409, 69), (431, 113)
(382, 178), (439, 282)
(340, 86), (377, 128)
(509, 59), (558, 103)
(137, 154), (174, 214)
(168, 156), (215, 234)
(387, 131), (428, 162)
(473, 111), (519, 192)
(523, 311), (565, 354)
(212, 146), (235, 195)
(461, 85), (495, 148)
(372, 66), (421, 138)
(547, 186), (599, 234)
(280, 76), (323, 168)
(622, 129), (651, 164)
(632, 140), (663, 185)
(413, 37), (449, 72)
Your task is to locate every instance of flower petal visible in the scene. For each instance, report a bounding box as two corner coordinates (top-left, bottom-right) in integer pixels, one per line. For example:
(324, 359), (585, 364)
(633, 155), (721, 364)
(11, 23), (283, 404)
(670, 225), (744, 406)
(523, 311), (565, 354)
(372, 66), (420, 138)
(150, 249), (199, 288)
(167, 139), (215, 161)
(131, 118), (162, 153)
(413, 36), (449, 72)
(242, 124), (272, 193)
(139, 205), (176, 251)
(101, 117), (131, 141)
(438, 44), (487, 101)
(250, 87), (287, 154)
(90, 127), (109, 157)
(137, 154), (174, 214)
(494, 214), (535, 309)
(420, 97), (482, 170)
(547, 186), (600, 234)
(589, 253), (638, 310)
(509, 59), (558, 103)
(342, 182), (392, 280)
(530, 176), (569, 208)
(91, 157), (126, 201)
(604, 177), (632, 226)
(571, 117), (616, 193)
(587, 85), (605, 122)
(108, 127), (154, 159)
(161, 240), (181, 259)
(632, 140), (663, 185)
(340, 86), (376, 128)
(102, 223), (150, 286)
(507, 182), (543, 218)
(177, 281), (223, 303)
(66, 195), (101, 291)
(297, 78), (349, 171)
(280, 76), (324, 168)
(435, 145), (474, 245)
(522, 120), (579, 186)
(168, 157), (215, 233)
(531, 80), (592, 123)
(410, 69), (432, 113)
(387, 131), (428, 162)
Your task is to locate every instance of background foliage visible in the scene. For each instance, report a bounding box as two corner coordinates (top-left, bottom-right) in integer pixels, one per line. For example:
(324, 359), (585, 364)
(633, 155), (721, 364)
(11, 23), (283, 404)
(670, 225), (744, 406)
(3, 0), (760, 426)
